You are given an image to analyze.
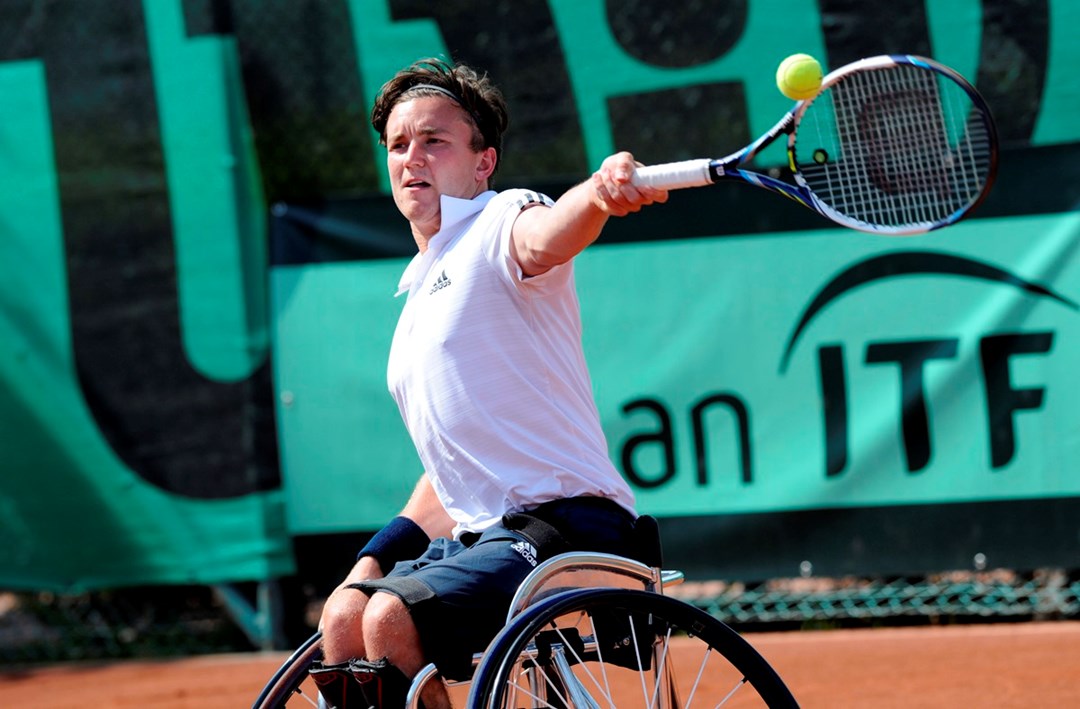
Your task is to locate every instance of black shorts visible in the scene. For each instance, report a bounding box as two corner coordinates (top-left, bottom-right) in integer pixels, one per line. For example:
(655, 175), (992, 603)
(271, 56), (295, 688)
(351, 497), (647, 679)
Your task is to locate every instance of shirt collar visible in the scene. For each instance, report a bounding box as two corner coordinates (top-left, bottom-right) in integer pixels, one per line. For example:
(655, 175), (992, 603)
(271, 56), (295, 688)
(395, 191), (496, 296)
(437, 191), (495, 237)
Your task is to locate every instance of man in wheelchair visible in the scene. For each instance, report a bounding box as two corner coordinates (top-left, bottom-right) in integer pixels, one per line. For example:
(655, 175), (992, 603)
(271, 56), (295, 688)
(314, 57), (668, 709)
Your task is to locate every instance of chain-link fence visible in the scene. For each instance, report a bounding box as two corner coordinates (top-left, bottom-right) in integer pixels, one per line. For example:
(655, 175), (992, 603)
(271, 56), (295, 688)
(671, 568), (1080, 631)
(4, 568), (1078, 666)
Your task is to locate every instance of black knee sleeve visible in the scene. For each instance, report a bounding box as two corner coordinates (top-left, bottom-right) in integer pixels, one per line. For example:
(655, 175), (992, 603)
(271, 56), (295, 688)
(310, 658), (412, 709)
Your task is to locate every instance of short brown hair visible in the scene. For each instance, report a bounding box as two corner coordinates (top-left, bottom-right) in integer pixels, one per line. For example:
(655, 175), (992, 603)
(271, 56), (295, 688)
(371, 58), (509, 174)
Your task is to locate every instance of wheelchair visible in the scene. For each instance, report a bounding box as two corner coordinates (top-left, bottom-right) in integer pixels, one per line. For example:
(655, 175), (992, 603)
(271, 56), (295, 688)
(253, 545), (798, 707)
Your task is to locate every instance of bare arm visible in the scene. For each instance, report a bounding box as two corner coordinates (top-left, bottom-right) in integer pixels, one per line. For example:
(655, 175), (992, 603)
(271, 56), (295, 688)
(510, 151), (668, 277)
(400, 473), (455, 540)
(337, 474), (452, 585)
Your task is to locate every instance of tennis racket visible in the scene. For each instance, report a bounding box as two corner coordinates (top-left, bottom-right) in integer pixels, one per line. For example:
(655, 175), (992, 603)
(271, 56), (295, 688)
(633, 54), (999, 235)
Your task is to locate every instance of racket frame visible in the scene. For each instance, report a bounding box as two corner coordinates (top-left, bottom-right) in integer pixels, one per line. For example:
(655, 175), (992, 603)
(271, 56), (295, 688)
(633, 54), (999, 235)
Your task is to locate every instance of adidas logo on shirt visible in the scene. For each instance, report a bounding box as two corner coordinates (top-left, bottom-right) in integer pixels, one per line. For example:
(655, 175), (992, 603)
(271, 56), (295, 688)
(510, 540), (539, 567)
(429, 270), (451, 295)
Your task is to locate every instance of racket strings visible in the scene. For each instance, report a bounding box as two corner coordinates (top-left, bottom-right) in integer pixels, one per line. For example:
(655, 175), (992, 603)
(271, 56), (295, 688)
(797, 63), (993, 229)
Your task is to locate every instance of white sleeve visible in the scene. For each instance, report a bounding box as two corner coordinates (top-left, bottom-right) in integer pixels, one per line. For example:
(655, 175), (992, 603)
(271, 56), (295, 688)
(485, 189), (573, 297)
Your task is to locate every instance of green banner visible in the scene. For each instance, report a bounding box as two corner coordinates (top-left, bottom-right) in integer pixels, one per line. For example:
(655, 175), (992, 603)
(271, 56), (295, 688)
(4, 0), (1080, 589)
(0, 61), (290, 591)
(587, 214), (1080, 514)
(272, 211), (1080, 534)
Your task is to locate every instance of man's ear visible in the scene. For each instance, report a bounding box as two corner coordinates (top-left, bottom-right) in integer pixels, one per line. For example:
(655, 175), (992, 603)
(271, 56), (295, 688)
(476, 147), (497, 181)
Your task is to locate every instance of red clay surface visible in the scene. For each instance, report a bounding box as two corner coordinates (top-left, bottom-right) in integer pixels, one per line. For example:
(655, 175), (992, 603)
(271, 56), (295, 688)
(1, 621), (1078, 707)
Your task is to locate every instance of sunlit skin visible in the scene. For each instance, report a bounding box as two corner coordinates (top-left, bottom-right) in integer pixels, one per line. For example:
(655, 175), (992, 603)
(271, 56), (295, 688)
(384, 96), (496, 251)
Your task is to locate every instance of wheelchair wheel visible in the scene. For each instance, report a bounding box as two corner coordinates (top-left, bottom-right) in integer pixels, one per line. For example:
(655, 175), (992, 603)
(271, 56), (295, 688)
(467, 588), (798, 708)
(251, 631), (325, 708)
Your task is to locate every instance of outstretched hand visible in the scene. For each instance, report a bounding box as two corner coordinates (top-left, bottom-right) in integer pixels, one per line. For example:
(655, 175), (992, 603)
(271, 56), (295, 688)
(591, 151), (669, 217)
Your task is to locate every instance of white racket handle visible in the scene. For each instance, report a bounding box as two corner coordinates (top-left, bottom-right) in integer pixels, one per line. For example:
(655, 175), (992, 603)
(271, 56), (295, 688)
(632, 159), (715, 190)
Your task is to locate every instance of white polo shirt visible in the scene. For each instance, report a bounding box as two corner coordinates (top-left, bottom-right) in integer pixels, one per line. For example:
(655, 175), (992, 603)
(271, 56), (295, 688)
(387, 189), (636, 537)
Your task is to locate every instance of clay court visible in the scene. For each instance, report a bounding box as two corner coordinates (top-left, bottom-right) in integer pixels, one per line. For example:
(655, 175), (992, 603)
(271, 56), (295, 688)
(1, 620), (1077, 707)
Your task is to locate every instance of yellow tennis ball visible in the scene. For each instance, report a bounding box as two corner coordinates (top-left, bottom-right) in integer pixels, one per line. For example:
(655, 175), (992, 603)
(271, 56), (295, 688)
(777, 54), (823, 101)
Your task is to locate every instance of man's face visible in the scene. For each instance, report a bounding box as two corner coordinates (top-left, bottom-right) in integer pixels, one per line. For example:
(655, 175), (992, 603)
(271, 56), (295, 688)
(385, 96), (495, 241)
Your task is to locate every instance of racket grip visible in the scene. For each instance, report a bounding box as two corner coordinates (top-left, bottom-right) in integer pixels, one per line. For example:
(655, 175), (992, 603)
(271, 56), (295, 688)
(632, 159), (714, 190)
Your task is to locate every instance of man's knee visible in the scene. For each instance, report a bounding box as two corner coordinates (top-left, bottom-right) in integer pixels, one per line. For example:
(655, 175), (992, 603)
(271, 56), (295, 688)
(362, 592), (417, 648)
(320, 588), (369, 663)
